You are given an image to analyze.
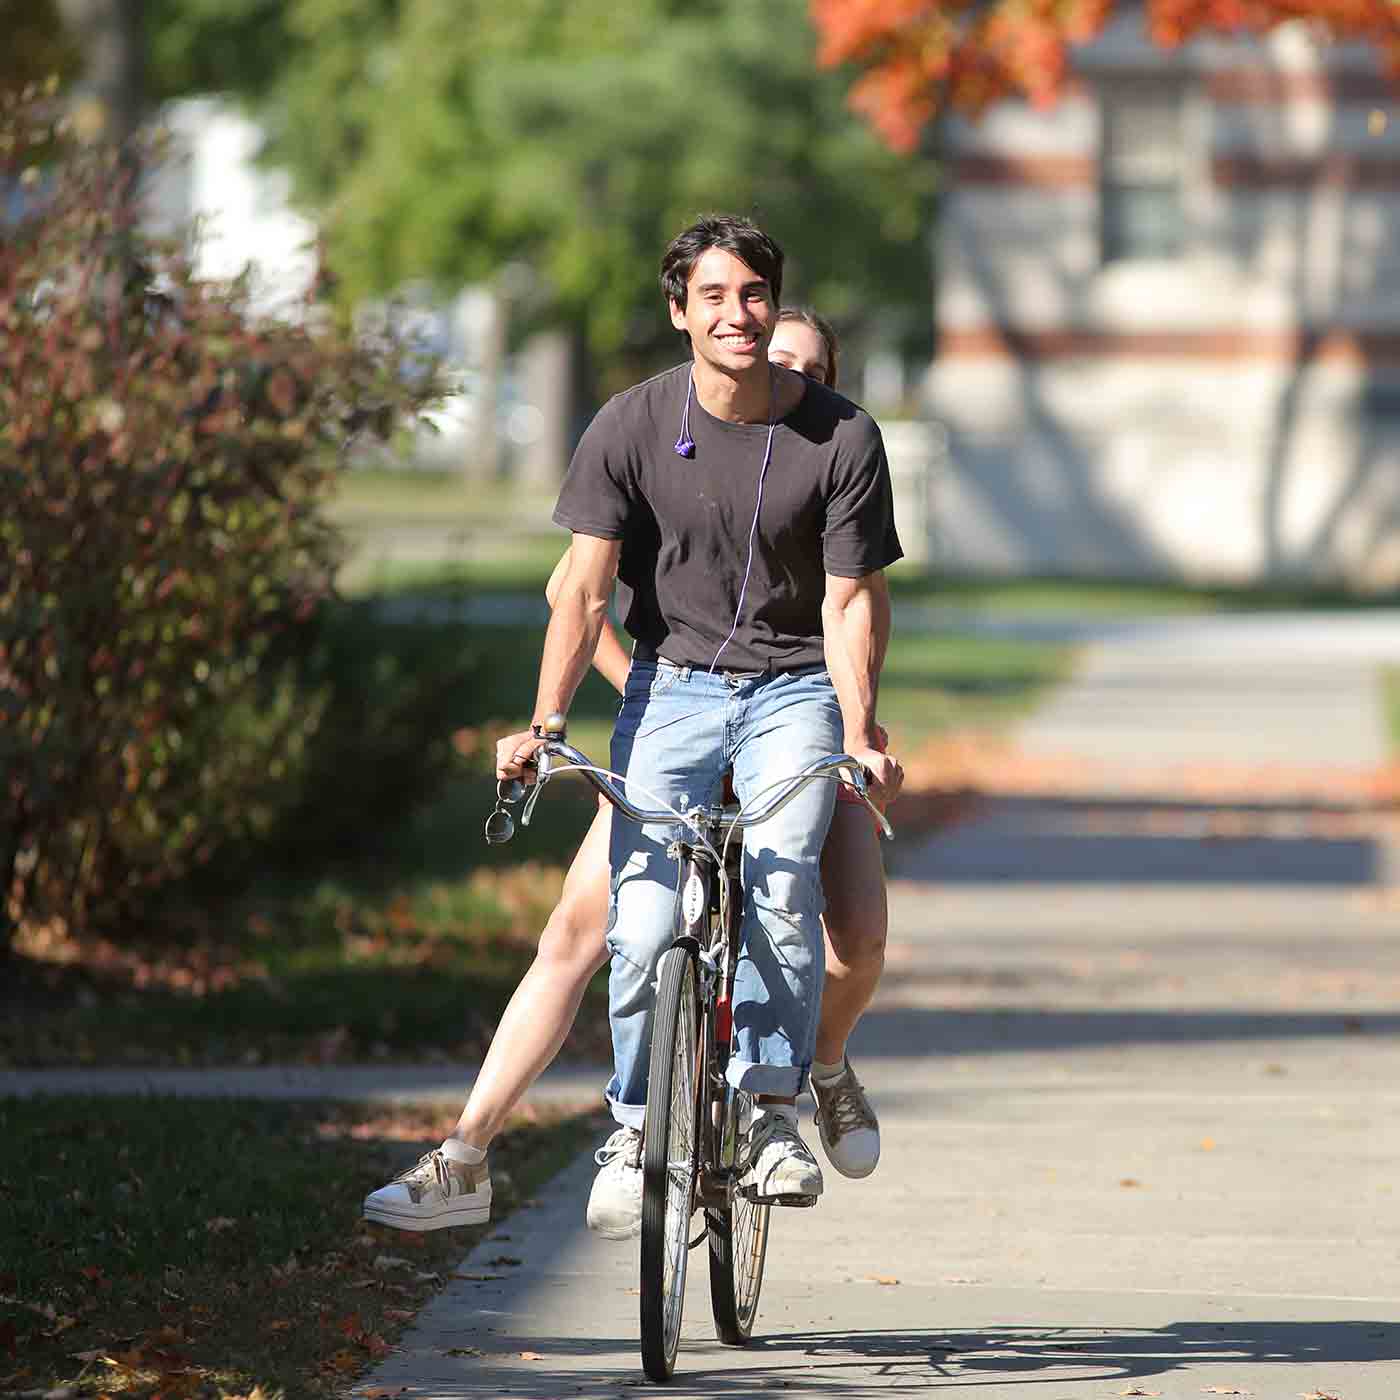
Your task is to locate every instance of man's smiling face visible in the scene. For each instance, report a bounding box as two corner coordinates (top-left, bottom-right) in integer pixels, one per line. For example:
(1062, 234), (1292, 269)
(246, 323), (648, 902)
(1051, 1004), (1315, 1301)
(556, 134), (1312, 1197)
(670, 247), (776, 379)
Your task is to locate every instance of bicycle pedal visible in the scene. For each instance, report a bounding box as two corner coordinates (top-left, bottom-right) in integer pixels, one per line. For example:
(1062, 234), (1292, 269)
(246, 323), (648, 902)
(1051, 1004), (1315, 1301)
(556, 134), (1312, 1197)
(744, 1189), (818, 1208)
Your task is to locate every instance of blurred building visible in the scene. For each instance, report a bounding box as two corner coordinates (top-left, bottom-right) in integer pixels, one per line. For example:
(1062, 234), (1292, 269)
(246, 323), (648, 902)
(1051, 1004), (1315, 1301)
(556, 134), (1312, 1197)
(927, 16), (1400, 588)
(147, 98), (573, 482)
(149, 98), (319, 317)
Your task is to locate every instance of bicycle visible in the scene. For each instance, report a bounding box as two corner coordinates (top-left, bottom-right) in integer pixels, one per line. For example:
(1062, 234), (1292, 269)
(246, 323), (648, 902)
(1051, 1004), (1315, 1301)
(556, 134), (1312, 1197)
(486, 714), (893, 1382)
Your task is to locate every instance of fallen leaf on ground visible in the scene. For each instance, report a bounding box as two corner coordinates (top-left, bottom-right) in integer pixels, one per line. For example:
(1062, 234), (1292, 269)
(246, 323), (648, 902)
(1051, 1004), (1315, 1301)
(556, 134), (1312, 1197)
(518, 1351), (543, 1361)
(361, 1389), (408, 1398)
(1120, 1178), (1144, 1188)
(1200, 1137), (1217, 1151)
(1201, 1389), (1250, 1396)
(1301, 1392), (1341, 1399)
(861, 1275), (900, 1286)
(1118, 1389), (1161, 1397)
(443, 1347), (483, 1357)
(372, 1255), (411, 1272)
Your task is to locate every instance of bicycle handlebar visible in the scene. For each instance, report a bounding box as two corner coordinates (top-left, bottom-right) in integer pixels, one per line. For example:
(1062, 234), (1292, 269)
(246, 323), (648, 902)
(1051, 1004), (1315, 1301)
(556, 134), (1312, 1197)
(523, 737), (894, 842)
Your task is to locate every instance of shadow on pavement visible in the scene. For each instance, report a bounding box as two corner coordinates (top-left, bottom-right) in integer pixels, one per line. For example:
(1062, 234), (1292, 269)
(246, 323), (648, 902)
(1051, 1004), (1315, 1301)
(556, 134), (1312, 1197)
(768, 1319), (1399, 1389)
(893, 795), (1392, 885)
(850, 1004), (1400, 1064)
(406, 1319), (1398, 1397)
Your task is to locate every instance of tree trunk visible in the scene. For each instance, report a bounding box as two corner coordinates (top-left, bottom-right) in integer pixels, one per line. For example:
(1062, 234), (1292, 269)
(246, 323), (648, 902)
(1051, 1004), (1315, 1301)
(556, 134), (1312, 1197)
(53, 0), (143, 147)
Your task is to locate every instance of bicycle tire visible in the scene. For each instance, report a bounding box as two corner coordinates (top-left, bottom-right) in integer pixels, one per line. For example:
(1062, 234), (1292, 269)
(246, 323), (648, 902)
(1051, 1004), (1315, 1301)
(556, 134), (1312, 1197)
(639, 944), (700, 1382)
(707, 1091), (770, 1345)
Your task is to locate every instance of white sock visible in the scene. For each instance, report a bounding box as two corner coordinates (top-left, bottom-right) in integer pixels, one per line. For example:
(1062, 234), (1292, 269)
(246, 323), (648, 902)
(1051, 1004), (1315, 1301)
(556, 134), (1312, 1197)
(441, 1138), (487, 1165)
(811, 1058), (845, 1084)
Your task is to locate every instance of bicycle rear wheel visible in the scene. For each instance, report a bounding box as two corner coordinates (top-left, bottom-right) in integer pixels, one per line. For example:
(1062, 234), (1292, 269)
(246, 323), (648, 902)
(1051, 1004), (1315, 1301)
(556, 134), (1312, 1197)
(707, 1090), (770, 1345)
(639, 945), (700, 1382)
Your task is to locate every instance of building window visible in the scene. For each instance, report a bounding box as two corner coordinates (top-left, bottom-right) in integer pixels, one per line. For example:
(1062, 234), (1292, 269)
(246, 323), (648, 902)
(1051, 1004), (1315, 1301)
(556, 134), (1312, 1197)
(1099, 80), (1186, 263)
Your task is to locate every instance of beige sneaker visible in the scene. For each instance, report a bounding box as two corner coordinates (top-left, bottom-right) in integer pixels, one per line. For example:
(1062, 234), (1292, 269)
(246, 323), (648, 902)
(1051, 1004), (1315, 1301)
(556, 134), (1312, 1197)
(363, 1146), (491, 1230)
(811, 1058), (880, 1179)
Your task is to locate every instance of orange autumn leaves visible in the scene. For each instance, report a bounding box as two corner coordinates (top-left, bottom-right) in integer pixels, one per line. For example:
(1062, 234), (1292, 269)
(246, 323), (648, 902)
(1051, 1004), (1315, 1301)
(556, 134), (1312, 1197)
(810, 0), (1400, 149)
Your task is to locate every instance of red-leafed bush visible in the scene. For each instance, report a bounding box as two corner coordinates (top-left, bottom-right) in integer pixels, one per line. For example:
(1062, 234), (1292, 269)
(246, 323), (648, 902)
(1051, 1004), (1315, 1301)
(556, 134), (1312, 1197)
(0, 85), (439, 948)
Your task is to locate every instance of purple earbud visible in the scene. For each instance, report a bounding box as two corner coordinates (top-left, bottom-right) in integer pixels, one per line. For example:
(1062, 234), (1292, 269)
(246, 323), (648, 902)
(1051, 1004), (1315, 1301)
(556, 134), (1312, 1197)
(674, 372), (695, 457)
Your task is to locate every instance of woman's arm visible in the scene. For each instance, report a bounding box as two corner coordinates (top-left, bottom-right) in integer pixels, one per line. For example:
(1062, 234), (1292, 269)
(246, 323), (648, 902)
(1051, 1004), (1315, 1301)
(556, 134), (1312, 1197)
(546, 547), (632, 696)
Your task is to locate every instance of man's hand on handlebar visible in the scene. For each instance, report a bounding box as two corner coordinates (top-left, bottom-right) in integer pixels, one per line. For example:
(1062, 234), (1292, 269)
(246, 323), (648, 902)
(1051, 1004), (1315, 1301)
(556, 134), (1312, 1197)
(846, 745), (903, 807)
(495, 728), (547, 783)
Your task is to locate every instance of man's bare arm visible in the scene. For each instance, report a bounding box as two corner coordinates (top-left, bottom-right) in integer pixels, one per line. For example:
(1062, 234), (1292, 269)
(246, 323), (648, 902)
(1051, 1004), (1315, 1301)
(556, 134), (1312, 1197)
(822, 570), (902, 802)
(545, 546), (631, 695)
(497, 533), (619, 779)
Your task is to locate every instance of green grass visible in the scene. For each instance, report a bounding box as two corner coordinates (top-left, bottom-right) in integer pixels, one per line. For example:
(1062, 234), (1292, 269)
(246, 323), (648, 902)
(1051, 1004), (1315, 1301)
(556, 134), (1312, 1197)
(342, 537), (568, 597)
(0, 1096), (603, 1399)
(878, 632), (1074, 744)
(328, 469), (557, 528)
(886, 567), (1400, 615)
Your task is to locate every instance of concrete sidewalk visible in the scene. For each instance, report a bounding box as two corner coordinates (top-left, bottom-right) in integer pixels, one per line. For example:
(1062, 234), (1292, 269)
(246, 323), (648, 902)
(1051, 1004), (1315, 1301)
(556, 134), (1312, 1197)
(335, 612), (1400, 1397)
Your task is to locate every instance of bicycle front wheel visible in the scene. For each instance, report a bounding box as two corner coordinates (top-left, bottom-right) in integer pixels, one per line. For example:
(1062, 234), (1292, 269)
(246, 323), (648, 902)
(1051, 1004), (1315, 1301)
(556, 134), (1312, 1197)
(707, 1090), (770, 1345)
(639, 944), (700, 1382)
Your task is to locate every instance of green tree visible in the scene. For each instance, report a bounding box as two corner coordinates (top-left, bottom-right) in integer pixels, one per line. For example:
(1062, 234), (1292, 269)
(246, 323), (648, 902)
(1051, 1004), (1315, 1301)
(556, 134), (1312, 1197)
(146, 0), (936, 379)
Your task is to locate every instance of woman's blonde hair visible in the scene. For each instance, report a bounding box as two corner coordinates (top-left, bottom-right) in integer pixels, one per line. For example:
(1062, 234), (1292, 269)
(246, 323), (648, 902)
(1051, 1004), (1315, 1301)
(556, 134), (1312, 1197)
(775, 306), (839, 390)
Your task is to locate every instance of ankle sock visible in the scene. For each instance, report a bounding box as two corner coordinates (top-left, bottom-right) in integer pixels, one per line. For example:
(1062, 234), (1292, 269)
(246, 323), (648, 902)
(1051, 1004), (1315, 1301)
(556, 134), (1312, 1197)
(811, 1058), (845, 1084)
(441, 1138), (487, 1165)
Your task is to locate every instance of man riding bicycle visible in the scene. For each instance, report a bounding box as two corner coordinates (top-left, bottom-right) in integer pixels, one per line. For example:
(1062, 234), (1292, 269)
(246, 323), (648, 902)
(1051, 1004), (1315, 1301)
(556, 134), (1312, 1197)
(495, 213), (903, 1239)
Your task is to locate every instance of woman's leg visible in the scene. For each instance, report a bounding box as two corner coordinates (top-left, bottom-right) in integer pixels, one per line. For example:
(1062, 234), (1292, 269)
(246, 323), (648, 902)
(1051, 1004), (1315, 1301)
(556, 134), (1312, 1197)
(451, 801), (612, 1148)
(815, 802), (888, 1066)
(809, 801), (888, 1179)
(365, 801), (612, 1230)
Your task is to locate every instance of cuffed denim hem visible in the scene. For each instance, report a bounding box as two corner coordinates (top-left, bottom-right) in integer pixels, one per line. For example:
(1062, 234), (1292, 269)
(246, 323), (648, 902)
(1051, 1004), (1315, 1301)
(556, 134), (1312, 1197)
(605, 1091), (647, 1131)
(725, 1057), (807, 1098)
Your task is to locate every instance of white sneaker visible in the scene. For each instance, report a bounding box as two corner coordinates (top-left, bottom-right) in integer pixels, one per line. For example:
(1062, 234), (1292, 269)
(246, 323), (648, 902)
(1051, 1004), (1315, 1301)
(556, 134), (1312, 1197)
(743, 1111), (823, 1204)
(811, 1058), (881, 1179)
(363, 1145), (490, 1230)
(586, 1126), (643, 1239)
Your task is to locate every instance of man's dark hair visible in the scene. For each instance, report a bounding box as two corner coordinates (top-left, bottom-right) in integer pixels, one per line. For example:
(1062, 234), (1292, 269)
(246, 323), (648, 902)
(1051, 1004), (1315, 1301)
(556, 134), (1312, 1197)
(660, 214), (784, 310)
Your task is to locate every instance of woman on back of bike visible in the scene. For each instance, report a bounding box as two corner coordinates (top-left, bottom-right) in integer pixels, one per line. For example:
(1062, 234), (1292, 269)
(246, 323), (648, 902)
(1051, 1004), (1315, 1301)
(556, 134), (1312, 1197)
(364, 306), (894, 1234)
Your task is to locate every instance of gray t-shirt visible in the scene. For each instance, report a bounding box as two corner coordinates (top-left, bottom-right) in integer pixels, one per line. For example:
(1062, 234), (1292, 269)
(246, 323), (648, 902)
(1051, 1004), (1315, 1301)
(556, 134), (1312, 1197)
(553, 363), (902, 673)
